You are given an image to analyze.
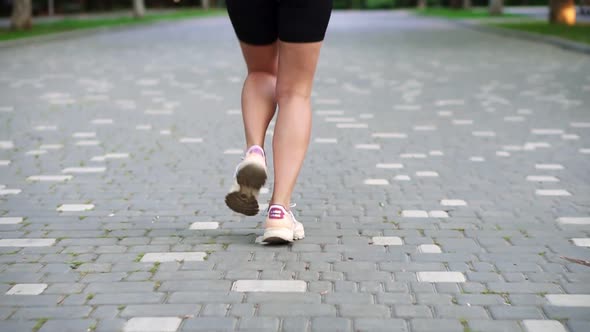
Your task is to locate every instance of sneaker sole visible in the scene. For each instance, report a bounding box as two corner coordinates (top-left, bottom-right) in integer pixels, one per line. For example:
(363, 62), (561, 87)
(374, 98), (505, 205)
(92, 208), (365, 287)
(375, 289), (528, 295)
(224, 163), (267, 216)
(262, 228), (294, 244)
(225, 191), (259, 216)
(236, 162), (267, 189)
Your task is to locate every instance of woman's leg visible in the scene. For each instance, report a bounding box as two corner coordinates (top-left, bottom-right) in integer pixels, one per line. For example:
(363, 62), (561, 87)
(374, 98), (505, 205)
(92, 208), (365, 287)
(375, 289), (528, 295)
(271, 41), (323, 208)
(238, 42), (279, 149)
(225, 42), (279, 216)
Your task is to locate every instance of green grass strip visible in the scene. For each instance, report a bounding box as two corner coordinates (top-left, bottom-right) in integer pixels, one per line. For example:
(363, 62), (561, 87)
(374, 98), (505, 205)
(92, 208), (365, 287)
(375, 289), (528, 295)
(0, 8), (225, 42)
(492, 22), (590, 45)
(415, 7), (523, 19)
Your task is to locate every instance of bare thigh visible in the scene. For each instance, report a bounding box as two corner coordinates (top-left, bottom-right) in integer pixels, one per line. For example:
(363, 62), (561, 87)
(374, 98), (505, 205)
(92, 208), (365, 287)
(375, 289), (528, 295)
(239, 41), (279, 75)
(276, 41), (323, 98)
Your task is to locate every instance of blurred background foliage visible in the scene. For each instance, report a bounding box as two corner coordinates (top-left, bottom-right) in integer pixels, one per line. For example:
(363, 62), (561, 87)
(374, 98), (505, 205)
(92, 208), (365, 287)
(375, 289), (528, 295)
(0, 0), (549, 16)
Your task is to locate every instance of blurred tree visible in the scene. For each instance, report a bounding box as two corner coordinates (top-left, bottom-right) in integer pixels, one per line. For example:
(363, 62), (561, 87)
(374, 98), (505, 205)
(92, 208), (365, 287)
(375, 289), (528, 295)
(417, 0), (426, 9)
(202, 0), (210, 9)
(48, 0), (54, 15)
(549, 0), (576, 24)
(11, 0), (32, 29)
(489, 0), (503, 15)
(450, 0), (471, 8)
(133, 0), (145, 18)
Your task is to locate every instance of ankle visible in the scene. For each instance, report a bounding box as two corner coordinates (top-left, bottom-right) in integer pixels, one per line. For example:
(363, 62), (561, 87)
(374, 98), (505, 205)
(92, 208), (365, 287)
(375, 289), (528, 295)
(269, 202), (290, 211)
(247, 145), (265, 157)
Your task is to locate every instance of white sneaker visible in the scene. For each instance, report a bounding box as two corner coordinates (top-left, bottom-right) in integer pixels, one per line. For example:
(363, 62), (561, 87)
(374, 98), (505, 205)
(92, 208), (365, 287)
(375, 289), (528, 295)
(225, 145), (267, 216)
(262, 204), (305, 244)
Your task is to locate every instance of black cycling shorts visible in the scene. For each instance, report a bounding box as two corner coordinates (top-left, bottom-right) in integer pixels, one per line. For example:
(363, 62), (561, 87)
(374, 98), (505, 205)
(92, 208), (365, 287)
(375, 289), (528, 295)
(226, 0), (333, 45)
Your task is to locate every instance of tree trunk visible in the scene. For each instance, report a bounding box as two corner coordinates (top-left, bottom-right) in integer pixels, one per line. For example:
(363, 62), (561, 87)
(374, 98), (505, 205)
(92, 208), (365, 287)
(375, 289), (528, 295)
(489, 0), (503, 15)
(202, 0), (210, 10)
(11, 0), (32, 30)
(450, 0), (462, 9)
(417, 0), (426, 10)
(549, 0), (576, 25)
(48, 0), (55, 16)
(463, 0), (471, 9)
(133, 0), (145, 19)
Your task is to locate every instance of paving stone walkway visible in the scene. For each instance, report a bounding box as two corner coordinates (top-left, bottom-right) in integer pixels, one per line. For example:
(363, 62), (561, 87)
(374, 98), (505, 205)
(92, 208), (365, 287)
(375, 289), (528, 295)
(0, 10), (589, 332)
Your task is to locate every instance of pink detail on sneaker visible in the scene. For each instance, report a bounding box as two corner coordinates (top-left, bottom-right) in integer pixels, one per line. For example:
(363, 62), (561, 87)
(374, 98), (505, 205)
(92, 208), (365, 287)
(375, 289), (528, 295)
(247, 145), (265, 158)
(268, 206), (285, 219)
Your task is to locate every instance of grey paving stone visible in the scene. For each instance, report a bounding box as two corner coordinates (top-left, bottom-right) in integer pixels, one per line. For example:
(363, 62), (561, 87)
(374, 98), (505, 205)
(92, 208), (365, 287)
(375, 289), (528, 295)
(88, 292), (165, 305)
(201, 303), (229, 317)
(85, 281), (154, 293)
(434, 305), (489, 319)
(247, 293), (320, 303)
(339, 304), (390, 318)
(508, 294), (548, 306)
(231, 280), (306, 292)
(238, 317), (279, 331)
(0, 321), (37, 332)
(43, 283), (85, 294)
(10, 306), (92, 319)
(486, 282), (562, 294)
(546, 294), (590, 307)
(0, 308), (13, 320)
(258, 304), (337, 317)
(467, 320), (524, 332)
(120, 304), (201, 317)
(311, 317), (352, 332)
(393, 305), (432, 318)
(567, 320), (590, 332)
(167, 292), (244, 304)
(0, 295), (61, 306)
(81, 272), (127, 283)
(324, 292), (373, 304)
(353, 318), (408, 332)
(282, 317), (309, 332)
(543, 305), (590, 320)
(376, 293), (413, 304)
(411, 319), (463, 332)
(522, 320), (567, 332)
(91, 305), (120, 319)
(489, 306), (544, 320)
(181, 317), (236, 331)
(38, 319), (96, 332)
(416, 293), (454, 305)
(159, 280), (232, 292)
(124, 317), (182, 332)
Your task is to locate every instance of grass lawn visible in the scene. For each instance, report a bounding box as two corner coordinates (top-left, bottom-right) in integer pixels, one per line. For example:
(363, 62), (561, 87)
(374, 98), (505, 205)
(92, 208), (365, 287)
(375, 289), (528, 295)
(415, 7), (523, 19)
(493, 22), (590, 45)
(0, 9), (225, 42)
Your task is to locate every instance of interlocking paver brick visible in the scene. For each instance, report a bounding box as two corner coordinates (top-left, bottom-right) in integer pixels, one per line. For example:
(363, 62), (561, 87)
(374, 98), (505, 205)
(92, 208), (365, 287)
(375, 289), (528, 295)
(546, 294), (590, 306)
(467, 320), (524, 332)
(38, 319), (96, 332)
(11, 306), (92, 319)
(523, 319), (567, 332)
(411, 318), (464, 332)
(124, 317), (182, 332)
(231, 280), (306, 292)
(339, 304), (390, 318)
(238, 317), (279, 331)
(311, 317), (352, 332)
(258, 304), (336, 316)
(181, 317), (236, 331)
(120, 304), (200, 317)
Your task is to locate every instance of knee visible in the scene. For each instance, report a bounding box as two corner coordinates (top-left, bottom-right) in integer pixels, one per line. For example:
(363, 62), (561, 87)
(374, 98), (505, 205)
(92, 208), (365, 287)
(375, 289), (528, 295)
(245, 72), (277, 96)
(246, 71), (277, 84)
(275, 88), (311, 107)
